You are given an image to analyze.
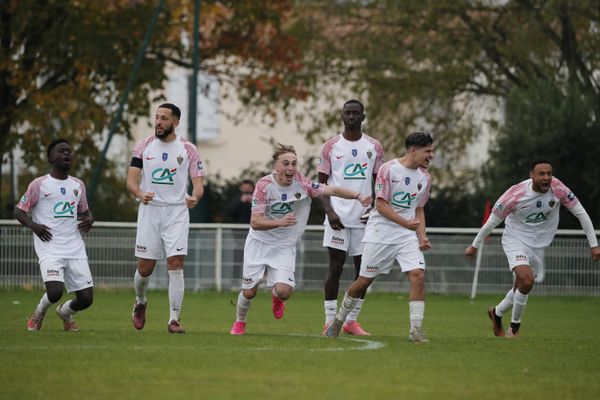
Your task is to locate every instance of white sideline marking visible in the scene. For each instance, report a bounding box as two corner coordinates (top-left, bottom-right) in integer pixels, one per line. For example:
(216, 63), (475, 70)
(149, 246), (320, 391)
(249, 333), (385, 352)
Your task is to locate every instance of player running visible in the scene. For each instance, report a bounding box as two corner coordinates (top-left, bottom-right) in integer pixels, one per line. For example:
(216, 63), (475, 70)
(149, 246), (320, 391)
(229, 143), (372, 335)
(465, 160), (600, 337)
(324, 132), (434, 342)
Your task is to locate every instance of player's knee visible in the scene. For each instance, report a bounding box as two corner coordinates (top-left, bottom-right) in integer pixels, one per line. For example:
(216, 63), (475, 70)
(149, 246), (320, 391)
(79, 292), (94, 309)
(45, 282), (64, 303)
(242, 288), (257, 300)
(275, 285), (293, 300)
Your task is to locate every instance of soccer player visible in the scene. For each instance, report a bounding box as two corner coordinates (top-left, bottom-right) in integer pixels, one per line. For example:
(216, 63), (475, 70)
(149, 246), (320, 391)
(465, 160), (600, 337)
(324, 132), (434, 343)
(229, 144), (372, 335)
(127, 103), (205, 333)
(317, 99), (384, 336)
(15, 139), (95, 332)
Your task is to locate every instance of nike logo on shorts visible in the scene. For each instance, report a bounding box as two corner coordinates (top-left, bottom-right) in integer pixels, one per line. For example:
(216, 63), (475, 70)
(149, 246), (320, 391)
(176, 247), (184, 251)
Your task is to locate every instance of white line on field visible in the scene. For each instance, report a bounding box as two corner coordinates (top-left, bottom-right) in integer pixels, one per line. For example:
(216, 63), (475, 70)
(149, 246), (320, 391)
(248, 333), (385, 352)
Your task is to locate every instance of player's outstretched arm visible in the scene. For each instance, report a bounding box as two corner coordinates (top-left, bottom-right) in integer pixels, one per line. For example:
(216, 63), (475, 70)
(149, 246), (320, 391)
(322, 185), (371, 207)
(465, 214), (503, 260)
(14, 208), (52, 242)
(567, 203), (599, 253)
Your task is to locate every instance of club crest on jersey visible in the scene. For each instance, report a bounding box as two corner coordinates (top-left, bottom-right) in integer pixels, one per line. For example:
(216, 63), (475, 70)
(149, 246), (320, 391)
(60, 187), (66, 195)
(366, 150), (372, 159)
(352, 149), (357, 157)
(177, 155), (183, 165)
(417, 183), (422, 190)
(73, 189), (78, 197)
(282, 194), (287, 201)
(162, 152), (168, 161)
(536, 200), (542, 208)
(405, 177), (411, 186)
(549, 200), (555, 208)
(295, 192), (301, 199)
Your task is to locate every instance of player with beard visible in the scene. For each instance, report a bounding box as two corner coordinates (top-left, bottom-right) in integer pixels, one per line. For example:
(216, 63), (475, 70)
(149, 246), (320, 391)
(16, 139), (95, 332)
(127, 103), (205, 333)
(324, 132), (434, 342)
(465, 160), (599, 337)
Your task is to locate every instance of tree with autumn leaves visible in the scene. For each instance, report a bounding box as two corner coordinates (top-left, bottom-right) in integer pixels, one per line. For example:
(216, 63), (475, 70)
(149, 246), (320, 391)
(0, 0), (306, 219)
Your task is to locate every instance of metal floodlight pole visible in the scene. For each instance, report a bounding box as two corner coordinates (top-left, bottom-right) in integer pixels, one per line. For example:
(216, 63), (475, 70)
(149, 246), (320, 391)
(88, 0), (165, 204)
(188, 0), (200, 144)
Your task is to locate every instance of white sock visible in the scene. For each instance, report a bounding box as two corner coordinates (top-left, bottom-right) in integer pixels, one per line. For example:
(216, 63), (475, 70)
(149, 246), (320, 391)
(409, 300), (425, 330)
(134, 269), (150, 305)
(59, 300), (76, 320)
(35, 293), (52, 315)
(495, 289), (515, 317)
(168, 270), (185, 322)
(346, 298), (365, 322)
(336, 293), (359, 323)
(236, 292), (253, 322)
(511, 289), (528, 323)
(324, 300), (337, 324)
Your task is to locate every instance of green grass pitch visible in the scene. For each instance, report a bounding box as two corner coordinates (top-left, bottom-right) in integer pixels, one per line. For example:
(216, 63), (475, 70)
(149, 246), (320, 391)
(1, 290), (599, 400)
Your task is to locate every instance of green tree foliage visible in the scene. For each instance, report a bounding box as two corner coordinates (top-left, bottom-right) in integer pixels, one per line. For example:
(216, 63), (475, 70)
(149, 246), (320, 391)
(485, 81), (600, 226)
(287, 0), (600, 226)
(0, 0), (305, 219)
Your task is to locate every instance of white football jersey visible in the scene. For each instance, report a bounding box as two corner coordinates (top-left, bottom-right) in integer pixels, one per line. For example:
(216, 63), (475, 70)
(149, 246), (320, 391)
(248, 171), (325, 246)
(317, 133), (384, 227)
(492, 178), (578, 248)
(363, 159), (431, 244)
(17, 175), (89, 261)
(132, 134), (205, 206)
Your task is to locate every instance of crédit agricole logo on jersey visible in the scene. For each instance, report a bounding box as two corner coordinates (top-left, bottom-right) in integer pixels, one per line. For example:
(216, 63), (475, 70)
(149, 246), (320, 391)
(271, 202), (294, 215)
(525, 210), (551, 223)
(53, 201), (75, 218)
(151, 168), (177, 185)
(391, 192), (417, 209)
(343, 162), (368, 180)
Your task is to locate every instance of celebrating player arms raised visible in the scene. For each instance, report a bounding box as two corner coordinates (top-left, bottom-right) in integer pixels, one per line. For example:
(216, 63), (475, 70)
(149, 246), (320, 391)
(230, 143), (371, 335)
(465, 160), (600, 337)
(324, 132), (434, 342)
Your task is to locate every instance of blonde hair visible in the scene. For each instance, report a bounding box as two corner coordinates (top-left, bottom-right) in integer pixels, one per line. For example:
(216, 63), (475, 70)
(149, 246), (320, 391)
(272, 143), (297, 163)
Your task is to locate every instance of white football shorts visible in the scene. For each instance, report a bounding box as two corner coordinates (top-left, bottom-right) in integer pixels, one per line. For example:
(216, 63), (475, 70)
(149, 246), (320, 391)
(502, 236), (545, 282)
(359, 237), (425, 277)
(241, 236), (296, 289)
(322, 225), (365, 256)
(135, 203), (189, 260)
(39, 258), (93, 292)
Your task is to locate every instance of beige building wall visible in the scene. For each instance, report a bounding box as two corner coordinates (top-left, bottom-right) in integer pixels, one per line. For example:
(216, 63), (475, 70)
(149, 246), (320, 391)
(130, 66), (323, 181)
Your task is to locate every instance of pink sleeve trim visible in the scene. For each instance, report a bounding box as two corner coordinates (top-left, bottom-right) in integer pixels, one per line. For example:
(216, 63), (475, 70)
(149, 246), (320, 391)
(316, 135), (339, 175)
(251, 176), (270, 214)
(492, 181), (527, 219)
(551, 177), (578, 208)
(132, 135), (154, 159)
(417, 168), (431, 207)
(183, 140), (205, 178)
(17, 176), (46, 212)
(375, 161), (392, 200)
(72, 177), (89, 213)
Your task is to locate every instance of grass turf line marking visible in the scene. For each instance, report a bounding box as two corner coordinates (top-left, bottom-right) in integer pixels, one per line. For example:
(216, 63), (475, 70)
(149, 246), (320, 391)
(249, 333), (385, 352)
